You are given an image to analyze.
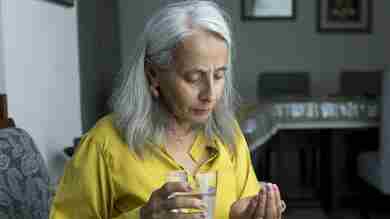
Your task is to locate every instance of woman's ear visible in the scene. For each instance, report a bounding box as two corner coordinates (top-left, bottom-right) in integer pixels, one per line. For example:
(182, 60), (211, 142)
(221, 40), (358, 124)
(145, 64), (160, 98)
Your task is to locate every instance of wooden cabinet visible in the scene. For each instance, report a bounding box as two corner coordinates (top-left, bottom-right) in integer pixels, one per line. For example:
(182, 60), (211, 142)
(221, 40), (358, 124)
(251, 128), (379, 210)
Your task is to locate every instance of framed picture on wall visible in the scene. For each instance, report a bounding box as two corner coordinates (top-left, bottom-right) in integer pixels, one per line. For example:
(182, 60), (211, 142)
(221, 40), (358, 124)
(242, 0), (296, 20)
(318, 0), (372, 33)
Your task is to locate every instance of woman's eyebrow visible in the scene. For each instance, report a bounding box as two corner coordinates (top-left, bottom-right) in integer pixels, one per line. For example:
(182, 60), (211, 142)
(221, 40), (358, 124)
(182, 65), (227, 75)
(193, 65), (228, 72)
(216, 66), (228, 72)
(182, 67), (207, 75)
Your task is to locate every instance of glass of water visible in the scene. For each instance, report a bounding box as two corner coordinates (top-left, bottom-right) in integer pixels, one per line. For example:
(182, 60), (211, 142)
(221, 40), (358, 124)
(166, 170), (188, 183)
(195, 171), (217, 219)
(166, 171), (217, 219)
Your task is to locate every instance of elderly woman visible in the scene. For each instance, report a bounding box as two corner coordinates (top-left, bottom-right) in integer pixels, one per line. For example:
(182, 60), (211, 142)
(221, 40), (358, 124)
(50, 1), (284, 219)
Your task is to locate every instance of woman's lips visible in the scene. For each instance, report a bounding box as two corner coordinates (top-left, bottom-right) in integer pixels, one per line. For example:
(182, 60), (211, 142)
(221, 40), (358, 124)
(192, 108), (211, 115)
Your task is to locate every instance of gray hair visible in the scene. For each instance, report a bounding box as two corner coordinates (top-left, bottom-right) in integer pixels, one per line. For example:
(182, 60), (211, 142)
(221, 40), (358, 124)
(110, 0), (239, 153)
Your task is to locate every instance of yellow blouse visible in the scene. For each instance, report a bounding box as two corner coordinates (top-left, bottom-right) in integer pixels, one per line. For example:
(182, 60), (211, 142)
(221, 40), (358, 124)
(50, 115), (260, 219)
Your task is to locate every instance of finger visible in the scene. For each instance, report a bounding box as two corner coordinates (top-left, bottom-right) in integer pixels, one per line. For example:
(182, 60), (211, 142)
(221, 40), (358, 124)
(272, 184), (282, 218)
(229, 195), (257, 218)
(265, 183), (277, 219)
(164, 196), (207, 211)
(254, 186), (266, 219)
(160, 182), (192, 198)
(244, 196), (258, 218)
(167, 192), (205, 200)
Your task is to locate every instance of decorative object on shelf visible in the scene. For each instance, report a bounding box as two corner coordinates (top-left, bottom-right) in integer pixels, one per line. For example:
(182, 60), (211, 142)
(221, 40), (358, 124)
(240, 96), (379, 151)
(318, 0), (372, 33)
(242, 0), (296, 20)
(48, 0), (74, 7)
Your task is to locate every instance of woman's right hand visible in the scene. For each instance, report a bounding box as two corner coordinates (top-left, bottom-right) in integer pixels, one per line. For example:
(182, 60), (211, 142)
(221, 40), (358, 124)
(230, 183), (284, 219)
(140, 182), (207, 219)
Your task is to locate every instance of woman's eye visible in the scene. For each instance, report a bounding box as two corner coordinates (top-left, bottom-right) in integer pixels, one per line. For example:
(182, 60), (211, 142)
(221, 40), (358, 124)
(186, 73), (201, 82)
(214, 70), (225, 80)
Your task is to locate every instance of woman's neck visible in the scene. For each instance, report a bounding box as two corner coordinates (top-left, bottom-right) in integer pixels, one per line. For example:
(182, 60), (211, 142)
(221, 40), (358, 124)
(167, 113), (193, 133)
(166, 115), (195, 150)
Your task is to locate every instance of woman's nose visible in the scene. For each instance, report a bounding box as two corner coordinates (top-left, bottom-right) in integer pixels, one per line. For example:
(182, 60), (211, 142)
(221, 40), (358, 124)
(199, 78), (215, 102)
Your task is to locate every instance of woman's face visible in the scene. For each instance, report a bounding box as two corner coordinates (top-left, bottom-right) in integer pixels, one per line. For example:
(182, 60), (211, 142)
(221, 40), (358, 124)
(156, 29), (228, 125)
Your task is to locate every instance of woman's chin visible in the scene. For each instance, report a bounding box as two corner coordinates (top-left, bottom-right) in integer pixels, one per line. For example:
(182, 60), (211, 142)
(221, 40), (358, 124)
(190, 115), (211, 124)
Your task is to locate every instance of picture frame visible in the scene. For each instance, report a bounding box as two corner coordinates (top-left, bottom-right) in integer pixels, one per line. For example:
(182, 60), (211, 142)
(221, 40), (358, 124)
(317, 0), (372, 33)
(242, 0), (296, 20)
(48, 0), (74, 7)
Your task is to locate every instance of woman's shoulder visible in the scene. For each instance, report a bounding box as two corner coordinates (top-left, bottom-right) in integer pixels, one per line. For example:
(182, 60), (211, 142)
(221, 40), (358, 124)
(231, 118), (246, 145)
(229, 119), (250, 157)
(74, 114), (141, 165)
(93, 113), (116, 130)
(211, 119), (248, 158)
(83, 113), (126, 149)
(71, 114), (140, 176)
(88, 114), (118, 136)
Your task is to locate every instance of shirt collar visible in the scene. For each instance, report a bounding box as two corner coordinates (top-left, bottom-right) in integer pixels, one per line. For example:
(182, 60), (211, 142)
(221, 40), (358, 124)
(189, 132), (219, 163)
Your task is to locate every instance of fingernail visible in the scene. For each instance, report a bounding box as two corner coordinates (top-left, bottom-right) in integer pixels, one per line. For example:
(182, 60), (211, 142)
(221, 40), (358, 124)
(273, 184), (278, 191)
(259, 187), (265, 194)
(260, 181), (266, 190)
(267, 183), (272, 192)
(262, 184), (268, 192)
(200, 202), (208, 210)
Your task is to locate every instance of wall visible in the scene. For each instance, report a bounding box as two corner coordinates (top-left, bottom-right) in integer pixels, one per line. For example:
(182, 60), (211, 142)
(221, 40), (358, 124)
(118, 1), (390, 102)
(77, 0), (121, 132)
(0, 0), (82, 183)
(0, 3), (5, 93)
(117, 0), (390, 195)
(0, 0), (386, 184)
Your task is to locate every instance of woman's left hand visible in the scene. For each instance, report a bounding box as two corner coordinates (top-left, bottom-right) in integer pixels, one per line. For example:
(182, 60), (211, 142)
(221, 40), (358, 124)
(229, 182), (284, 219)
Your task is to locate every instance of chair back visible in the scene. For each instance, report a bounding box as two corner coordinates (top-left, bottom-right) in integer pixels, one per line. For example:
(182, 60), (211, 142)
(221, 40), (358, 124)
(0, 128), (52, 219)
(339, 70), (382, 96)
(257, 72), (310, 99)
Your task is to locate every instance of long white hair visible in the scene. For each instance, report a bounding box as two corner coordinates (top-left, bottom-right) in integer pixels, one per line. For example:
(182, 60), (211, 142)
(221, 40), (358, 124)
(110, 0), (239, 153)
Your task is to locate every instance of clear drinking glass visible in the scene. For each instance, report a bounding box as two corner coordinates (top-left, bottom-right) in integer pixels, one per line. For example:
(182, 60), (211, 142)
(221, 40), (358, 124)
(166, 171), (217, 219)
(166, 170), (188, 183)
(195, 172), (217, 219)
